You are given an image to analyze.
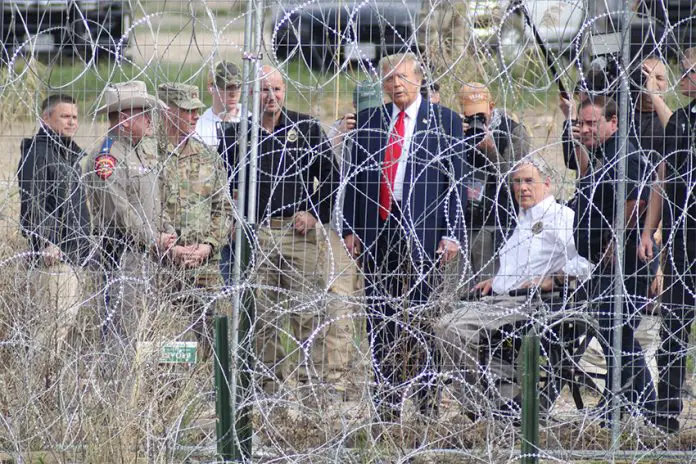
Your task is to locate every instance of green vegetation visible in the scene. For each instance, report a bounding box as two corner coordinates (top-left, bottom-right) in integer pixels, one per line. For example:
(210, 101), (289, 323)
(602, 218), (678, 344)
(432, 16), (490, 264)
(43, 59), (210, 109)
(2, 55), (370, 121)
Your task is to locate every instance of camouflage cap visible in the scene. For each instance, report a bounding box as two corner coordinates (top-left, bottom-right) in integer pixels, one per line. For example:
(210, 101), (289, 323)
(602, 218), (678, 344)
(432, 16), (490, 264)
(157, 83), (206, 110)
(212, 60), (242, 88)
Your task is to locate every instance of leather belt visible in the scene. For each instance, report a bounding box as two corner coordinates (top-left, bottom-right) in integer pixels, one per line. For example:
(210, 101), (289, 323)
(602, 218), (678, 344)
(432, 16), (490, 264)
(268, 217), (294, 229)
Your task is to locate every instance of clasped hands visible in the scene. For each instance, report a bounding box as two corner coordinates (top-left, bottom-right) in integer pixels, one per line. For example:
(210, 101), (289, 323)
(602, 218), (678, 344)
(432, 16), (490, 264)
(155, 232), (212, 268)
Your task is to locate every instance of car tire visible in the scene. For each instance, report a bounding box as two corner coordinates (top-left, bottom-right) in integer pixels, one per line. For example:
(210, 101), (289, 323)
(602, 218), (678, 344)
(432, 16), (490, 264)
(70, 18), (126, 64)
(271, 23), (296, 61)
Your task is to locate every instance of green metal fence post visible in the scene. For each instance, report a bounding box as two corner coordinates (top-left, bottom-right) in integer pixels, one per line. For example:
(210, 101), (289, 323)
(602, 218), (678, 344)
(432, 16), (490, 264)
(214, 316), (233, 460)
(233, 239), (254, 461)
(521, 330), (540, 464)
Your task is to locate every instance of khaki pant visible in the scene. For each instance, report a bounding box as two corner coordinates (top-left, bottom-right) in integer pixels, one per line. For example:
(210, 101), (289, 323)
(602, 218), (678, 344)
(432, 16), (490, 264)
(436, 296), (532, 404)
(29, 262), (84, 379)
(107, 251), (218, 357)
(254, 224), (355, 390)
(322, 229), (364, 382)
(106, 251), (157, 354)
(578, 313), (661, 393)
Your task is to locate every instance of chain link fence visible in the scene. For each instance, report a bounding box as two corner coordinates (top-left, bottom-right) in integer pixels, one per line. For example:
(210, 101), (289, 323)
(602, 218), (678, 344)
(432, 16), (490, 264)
(1, 0), (696, 462)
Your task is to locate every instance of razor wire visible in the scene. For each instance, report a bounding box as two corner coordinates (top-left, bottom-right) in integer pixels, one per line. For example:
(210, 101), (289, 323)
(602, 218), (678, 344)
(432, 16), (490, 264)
(0, 0), (695, 463)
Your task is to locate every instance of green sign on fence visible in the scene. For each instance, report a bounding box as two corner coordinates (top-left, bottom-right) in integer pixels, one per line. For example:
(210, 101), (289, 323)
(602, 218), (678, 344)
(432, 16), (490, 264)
(137, 341), (198, 364)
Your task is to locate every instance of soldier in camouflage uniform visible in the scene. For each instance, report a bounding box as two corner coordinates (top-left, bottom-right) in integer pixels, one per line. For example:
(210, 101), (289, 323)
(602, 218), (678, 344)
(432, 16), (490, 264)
(157, 83), (232, 359)
(88, 81), (177, 359)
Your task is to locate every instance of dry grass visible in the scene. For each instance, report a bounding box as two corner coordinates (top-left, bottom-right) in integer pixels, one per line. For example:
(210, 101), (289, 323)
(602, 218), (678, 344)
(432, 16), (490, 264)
(0, 5), (694, 463)
(0, 58), (45, 127)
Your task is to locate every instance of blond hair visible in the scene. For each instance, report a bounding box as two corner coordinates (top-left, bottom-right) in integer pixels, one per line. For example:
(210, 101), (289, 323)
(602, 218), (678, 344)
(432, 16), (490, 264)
(378, 53), (423, 79)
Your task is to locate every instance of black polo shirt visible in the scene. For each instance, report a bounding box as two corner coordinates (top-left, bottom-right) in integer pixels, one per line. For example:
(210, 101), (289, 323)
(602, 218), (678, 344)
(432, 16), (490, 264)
(573, 134), (650, 269)
(662, 101), (696, 258)
(631, 108), (665, 169)
(219, 109), (337, 224)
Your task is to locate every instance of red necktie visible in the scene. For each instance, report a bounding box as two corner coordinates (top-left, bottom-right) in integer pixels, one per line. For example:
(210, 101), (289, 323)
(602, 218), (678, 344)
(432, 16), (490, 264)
(379, 110), (405, 220)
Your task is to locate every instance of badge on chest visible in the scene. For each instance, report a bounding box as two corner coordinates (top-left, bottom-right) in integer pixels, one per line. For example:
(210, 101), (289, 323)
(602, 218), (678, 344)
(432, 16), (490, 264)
(532, 221), (544, 235)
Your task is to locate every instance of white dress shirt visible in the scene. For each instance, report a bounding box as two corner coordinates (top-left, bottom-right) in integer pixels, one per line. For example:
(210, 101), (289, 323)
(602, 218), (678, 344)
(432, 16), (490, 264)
(491, 195), (591, 295)
(195, 104), (243, 148)
(389, 94), (421, 202)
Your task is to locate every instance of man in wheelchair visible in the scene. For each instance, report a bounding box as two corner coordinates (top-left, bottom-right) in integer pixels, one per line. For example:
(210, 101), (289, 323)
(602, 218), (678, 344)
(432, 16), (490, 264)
(436, 156), (591, 421)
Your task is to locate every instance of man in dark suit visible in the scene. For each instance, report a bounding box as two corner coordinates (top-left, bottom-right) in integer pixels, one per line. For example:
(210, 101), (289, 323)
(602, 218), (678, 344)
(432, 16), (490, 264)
(342, 53), (467, 420)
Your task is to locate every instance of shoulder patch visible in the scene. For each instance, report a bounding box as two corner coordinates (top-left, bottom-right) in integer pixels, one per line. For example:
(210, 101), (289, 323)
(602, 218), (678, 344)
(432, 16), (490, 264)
(95, 154), (117, 180)
(99, 137), (114, 154)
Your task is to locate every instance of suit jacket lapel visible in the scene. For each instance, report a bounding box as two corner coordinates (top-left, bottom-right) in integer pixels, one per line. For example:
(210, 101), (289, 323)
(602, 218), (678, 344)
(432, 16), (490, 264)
(403, 99), (431, 206)
(365, 104), (392, 192)
(382, 103), (394, 151)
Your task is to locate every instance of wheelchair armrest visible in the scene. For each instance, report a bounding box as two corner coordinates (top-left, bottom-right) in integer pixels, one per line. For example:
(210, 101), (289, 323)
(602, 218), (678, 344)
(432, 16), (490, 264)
(507, 288), (533, 298)
(507, 288), (563, 299)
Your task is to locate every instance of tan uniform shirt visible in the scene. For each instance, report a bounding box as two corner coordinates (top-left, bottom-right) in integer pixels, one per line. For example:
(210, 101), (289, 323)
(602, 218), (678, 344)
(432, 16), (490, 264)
(88, 135), (175, 250)
(161, 136), (231, 264)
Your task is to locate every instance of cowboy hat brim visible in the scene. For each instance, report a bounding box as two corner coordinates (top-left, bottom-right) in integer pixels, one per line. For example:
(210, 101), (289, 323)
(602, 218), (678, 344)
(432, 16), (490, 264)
(94, 95), (168, 115)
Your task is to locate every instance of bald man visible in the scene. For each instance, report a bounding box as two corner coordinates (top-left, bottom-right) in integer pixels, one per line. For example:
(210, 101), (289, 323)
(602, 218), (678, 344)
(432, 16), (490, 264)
(219, 66), (346, 396)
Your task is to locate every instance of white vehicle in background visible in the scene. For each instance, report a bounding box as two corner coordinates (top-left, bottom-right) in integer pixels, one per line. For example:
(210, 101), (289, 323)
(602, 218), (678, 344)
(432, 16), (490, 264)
(484, 0), (695, 67)
(492, 0), (586, 65)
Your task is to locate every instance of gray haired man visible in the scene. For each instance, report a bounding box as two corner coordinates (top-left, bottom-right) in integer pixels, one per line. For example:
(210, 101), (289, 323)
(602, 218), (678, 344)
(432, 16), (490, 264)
(436, 157), (590, 420)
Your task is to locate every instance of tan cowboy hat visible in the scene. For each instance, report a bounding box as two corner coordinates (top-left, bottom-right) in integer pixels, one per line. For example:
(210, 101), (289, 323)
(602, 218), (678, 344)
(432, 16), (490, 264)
(94, 80), (167, 115)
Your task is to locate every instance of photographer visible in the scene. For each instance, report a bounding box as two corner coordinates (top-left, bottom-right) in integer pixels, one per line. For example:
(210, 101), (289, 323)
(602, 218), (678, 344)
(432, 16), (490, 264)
(457, 82), (531, 278)
(560, 69), (613, 176)
(571, 95), (657, 422)
(631, 56), (672, 153)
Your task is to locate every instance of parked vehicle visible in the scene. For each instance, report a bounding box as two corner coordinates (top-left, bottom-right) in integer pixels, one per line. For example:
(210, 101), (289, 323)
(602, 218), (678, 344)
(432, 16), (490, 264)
(271, 0), (421, 71)
(0, 0), (131, 62)
(494, 0), (695, 67)
(493, 0), (586, 65)
(271, 0), (695, 71)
